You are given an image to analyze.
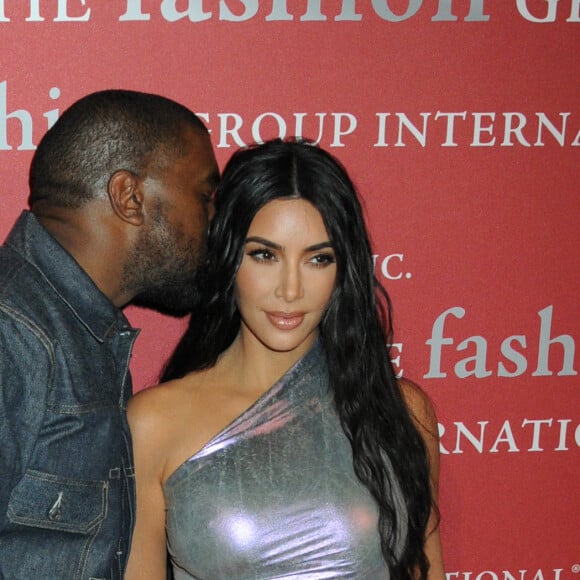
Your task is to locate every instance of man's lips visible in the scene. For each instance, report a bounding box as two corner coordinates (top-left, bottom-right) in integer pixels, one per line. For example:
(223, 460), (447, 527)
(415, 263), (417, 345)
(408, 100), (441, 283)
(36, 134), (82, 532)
(265, 311), (305, 330)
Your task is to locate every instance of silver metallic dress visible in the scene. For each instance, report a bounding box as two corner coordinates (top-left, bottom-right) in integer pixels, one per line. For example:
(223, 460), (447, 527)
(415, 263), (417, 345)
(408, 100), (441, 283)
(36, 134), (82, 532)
(163, 341), (406, 579)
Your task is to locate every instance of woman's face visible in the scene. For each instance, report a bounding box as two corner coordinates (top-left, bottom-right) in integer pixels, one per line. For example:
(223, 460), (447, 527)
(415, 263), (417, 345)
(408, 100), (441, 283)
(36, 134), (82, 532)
(235, 198), (337, 356)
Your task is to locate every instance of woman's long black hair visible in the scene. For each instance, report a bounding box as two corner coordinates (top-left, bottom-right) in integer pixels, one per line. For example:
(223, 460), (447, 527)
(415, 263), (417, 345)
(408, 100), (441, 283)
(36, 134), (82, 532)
(162, 138), (434, 578)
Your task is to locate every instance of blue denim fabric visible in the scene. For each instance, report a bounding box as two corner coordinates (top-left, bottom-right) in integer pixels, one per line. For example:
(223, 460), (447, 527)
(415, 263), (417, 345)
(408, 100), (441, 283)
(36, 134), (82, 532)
(0, 212), (139, 579)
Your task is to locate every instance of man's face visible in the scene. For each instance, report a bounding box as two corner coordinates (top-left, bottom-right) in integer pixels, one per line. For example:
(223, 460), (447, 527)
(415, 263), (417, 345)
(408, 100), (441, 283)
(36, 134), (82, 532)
(128, 127), (219, 315)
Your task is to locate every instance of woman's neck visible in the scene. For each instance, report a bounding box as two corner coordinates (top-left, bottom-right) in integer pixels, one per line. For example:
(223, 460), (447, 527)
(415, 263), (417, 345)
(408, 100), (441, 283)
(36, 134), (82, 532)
(215, 329), (317, 396)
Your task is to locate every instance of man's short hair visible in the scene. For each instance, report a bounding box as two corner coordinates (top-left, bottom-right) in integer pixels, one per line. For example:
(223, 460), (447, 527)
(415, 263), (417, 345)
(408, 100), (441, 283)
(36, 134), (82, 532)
(28, 89), (207, 208)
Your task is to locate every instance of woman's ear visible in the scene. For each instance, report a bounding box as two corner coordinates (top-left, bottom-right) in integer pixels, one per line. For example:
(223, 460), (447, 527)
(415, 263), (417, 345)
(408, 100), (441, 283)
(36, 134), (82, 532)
(107, 170), (145, 226)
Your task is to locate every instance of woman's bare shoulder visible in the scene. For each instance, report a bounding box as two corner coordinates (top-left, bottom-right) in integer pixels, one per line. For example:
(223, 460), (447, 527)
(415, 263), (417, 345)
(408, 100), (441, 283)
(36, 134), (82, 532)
(127, 373), (207, 438)
(129, 378), (181, 416)
(397, 377), (439, 437)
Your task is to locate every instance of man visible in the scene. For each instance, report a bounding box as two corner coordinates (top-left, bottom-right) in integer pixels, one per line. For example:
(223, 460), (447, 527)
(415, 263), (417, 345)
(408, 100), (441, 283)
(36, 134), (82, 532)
(0, 90), (219, 578)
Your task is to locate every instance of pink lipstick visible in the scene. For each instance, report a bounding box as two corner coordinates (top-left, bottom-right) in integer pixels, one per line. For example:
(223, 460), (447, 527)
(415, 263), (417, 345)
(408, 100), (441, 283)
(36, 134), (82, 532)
(266, 311), (305, 330)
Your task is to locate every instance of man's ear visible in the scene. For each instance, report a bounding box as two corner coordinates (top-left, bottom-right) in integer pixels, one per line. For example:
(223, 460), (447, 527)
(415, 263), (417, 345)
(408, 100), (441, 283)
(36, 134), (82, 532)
(107, 170), (145, 226)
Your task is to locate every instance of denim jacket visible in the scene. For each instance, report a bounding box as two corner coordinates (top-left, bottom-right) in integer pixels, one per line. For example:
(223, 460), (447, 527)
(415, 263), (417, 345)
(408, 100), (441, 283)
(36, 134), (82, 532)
(0, 212), (139, 579)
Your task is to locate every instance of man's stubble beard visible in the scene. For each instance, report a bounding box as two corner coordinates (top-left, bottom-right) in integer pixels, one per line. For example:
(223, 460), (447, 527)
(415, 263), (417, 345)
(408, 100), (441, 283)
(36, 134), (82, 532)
(122, 204), (207, 317)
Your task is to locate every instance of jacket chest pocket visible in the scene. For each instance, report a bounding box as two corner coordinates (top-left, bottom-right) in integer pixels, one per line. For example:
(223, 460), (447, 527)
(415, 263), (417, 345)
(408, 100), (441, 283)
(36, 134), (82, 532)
(8, 469), (107, 533)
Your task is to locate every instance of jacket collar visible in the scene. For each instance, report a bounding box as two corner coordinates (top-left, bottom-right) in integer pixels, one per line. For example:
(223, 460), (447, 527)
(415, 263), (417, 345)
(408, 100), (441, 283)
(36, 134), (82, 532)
(5, 211), (134, 342)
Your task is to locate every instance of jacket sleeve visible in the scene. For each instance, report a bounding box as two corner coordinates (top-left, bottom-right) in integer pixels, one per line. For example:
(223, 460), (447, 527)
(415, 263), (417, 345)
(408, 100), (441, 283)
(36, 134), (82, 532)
(0, 306), (54, 519)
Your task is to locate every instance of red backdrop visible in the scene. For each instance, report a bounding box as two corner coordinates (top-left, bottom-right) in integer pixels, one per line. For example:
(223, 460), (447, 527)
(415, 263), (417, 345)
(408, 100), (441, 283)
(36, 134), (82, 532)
(1, 1), (578, 575)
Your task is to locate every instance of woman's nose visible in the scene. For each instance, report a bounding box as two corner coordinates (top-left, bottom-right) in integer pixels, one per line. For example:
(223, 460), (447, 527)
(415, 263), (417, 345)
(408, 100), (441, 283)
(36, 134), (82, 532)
(275, 264), (304, 302)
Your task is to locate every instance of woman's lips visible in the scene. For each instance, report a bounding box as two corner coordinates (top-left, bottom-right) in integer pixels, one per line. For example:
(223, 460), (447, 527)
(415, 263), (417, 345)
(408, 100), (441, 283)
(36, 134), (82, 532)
(266, 311), (305, 330)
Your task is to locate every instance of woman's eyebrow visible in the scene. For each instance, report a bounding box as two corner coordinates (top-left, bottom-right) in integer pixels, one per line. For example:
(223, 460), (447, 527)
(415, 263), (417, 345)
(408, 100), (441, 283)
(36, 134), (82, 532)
(304, 241), (333, 252)
(245, 237), (333, 253)
(245, 236), (282, 250)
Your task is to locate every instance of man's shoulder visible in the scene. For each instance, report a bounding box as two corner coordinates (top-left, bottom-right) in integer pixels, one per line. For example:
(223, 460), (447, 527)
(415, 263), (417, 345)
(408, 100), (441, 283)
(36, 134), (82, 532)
(0, 245), (60, 346)
(0, 211), (65, 300)
(0, 244), (48, 303)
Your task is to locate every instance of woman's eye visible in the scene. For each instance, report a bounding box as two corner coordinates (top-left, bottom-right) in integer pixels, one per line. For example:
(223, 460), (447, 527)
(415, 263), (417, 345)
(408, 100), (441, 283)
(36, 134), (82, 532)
(248, 249), (276, 262)
(309, 253), (336, 267)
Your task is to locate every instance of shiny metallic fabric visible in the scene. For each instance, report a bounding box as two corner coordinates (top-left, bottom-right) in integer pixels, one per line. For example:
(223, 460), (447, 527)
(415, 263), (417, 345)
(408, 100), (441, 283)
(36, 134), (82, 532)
(164, 342), (405, 579)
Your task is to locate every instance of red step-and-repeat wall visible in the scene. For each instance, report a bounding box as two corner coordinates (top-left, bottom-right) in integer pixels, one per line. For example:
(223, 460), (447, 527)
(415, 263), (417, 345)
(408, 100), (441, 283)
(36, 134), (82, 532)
(1, 1), (578, 575)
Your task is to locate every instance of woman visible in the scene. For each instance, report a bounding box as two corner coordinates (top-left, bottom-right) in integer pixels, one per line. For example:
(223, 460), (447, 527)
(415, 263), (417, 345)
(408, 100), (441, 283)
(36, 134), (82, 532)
(126, 138), (444, 579)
